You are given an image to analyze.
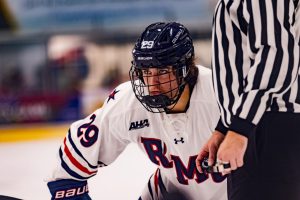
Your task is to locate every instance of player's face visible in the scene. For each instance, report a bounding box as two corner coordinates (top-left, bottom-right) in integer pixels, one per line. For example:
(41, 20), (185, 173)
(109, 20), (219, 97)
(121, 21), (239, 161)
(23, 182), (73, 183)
(142, 66), (179, 98)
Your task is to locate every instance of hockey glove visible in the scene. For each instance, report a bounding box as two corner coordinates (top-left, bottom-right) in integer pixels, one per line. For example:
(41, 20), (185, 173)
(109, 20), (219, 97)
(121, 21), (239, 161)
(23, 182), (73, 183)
(48, 179), (92, 200)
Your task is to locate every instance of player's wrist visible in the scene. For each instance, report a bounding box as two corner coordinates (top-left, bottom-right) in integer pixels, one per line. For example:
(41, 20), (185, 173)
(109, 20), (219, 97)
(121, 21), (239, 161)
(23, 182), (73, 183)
(215, 118), (228, 135)
(212, 130), (225, 144)
(226, 131), (248, 143)
(48, 179), (91, 200)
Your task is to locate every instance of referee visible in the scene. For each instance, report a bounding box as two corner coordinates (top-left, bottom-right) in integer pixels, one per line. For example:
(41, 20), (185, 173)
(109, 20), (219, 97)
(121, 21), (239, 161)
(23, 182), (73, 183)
(197, 0), (300, 200)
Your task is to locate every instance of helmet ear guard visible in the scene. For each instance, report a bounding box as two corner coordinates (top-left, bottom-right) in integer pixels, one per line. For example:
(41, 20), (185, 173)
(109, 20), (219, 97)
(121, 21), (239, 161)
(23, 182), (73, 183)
(129, 22), (195, 113)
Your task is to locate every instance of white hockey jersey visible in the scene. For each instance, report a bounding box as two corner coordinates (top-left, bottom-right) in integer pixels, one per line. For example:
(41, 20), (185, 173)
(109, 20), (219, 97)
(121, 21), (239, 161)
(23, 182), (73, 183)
(49, 65), (227, 200)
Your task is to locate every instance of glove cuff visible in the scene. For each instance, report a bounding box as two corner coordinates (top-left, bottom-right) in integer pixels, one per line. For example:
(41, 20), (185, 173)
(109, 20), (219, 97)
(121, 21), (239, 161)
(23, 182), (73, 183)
(48, 179), (91, 200)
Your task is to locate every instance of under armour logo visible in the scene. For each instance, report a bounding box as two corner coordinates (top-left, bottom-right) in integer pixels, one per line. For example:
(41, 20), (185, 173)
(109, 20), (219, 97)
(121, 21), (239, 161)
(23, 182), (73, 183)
(174, 137), (184, 144)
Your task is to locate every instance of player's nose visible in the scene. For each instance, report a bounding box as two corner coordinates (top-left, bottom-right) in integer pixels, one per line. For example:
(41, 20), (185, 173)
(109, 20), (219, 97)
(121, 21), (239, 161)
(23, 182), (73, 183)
(147, 69), (161, 95)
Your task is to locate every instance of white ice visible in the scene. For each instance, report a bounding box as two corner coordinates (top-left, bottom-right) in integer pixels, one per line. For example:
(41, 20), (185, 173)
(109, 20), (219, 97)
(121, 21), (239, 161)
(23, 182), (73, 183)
(0, 139), (156, 200)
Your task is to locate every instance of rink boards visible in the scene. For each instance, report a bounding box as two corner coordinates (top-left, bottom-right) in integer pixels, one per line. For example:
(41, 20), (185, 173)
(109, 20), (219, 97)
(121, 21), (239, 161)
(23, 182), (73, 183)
(0, 123), (69, 143)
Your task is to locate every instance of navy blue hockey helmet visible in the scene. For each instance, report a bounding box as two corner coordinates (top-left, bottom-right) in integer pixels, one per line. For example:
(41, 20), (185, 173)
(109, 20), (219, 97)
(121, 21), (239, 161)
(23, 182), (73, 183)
(129, 22), (194, 113)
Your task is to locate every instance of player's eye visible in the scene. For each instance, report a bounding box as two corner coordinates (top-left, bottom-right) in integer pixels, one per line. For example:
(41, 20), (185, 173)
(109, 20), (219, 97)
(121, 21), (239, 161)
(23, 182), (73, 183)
(142, 69), (151, 75)
(157, 69), (169, 75)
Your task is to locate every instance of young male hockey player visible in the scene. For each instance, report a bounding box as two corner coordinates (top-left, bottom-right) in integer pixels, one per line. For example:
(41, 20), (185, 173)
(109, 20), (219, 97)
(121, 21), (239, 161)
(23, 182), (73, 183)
(47, 22), (227, 200)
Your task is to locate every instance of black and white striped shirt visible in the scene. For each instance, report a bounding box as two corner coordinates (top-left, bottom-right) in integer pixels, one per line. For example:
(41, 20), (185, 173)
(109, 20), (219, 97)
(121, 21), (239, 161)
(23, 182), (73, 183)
(212, 0), (300, 137)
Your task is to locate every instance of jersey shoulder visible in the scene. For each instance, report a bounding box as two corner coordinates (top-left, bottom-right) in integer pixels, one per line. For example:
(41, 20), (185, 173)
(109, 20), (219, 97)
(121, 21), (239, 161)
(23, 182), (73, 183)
(100, 81), (143, 116)
(197, 65), (213, 85)
(193, 65), (216, 103)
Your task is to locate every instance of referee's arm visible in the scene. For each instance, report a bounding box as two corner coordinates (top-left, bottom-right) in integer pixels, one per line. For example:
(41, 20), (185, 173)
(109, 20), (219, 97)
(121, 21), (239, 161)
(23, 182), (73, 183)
(230, 0), (299, 137)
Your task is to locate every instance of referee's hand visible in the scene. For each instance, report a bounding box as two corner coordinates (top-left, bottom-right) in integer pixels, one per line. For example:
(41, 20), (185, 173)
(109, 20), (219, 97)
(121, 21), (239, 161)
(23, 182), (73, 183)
(217, 131), (248, 173)
(196, 131), (224, 173)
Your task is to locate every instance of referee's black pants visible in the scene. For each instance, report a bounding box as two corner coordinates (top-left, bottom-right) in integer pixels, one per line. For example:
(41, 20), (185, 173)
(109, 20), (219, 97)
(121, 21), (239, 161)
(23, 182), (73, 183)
(228, 112), (300, 200)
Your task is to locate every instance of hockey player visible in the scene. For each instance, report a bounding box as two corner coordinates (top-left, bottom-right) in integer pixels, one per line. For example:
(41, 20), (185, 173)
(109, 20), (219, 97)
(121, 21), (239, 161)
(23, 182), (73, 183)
(47, 22), (227, 200)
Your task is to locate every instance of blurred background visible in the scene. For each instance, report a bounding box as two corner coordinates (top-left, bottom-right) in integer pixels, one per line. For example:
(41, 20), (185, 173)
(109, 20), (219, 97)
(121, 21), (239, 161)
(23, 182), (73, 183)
(0, 0), (217, 199)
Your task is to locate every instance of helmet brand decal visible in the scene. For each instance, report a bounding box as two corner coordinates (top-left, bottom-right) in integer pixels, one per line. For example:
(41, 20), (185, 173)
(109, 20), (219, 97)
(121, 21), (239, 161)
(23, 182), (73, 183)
(137, 56), (153, 60)
(172, 29), (183, 44)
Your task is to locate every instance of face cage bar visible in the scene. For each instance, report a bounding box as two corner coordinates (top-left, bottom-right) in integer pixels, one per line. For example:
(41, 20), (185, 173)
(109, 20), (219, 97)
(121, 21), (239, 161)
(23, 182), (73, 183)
(129, 65), (187, 113)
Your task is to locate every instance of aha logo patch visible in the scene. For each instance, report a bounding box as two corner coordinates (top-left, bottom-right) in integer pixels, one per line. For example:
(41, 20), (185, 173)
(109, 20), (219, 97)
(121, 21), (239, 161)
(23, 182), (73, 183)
(129, 119), (150, 131)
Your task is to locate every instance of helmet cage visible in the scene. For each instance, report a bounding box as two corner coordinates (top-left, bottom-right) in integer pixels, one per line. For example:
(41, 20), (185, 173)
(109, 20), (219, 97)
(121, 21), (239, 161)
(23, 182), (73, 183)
(129, 63), (188, 113)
